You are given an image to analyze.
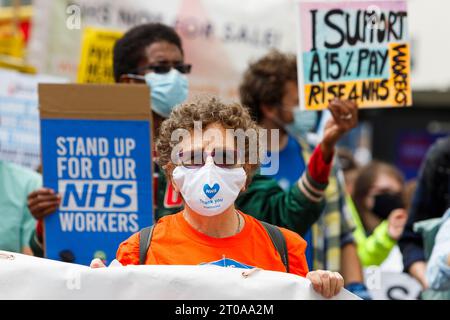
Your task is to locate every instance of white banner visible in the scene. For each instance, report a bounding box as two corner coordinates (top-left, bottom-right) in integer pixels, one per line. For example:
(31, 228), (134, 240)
(28, 0), (298, 100)
(28, 0), (450, 95)
(0, 251), (359, 300)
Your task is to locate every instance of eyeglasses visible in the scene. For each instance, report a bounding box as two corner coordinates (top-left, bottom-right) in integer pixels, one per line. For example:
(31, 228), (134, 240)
(138, 64), (192, 75)
(175, 148), (244, 169)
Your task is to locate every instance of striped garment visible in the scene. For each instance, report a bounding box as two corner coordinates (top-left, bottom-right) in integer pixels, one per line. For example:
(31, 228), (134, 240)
(298, 138), (356, 272)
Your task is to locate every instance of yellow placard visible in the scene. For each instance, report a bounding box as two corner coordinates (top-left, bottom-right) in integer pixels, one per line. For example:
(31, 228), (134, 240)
(0, 35), (24, 57)
(0, 5), (33, 59)
(77, 27), (124, 83)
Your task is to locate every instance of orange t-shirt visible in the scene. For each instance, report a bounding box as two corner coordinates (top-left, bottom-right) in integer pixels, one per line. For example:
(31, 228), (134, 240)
(116, 211), (309, 277)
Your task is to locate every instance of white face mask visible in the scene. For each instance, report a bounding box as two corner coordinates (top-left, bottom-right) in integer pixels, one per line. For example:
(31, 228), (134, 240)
(172, 158), (246, 216)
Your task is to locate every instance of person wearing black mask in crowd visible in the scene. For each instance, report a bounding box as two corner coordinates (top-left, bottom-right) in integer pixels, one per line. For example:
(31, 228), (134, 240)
(351, 161), (408, 267)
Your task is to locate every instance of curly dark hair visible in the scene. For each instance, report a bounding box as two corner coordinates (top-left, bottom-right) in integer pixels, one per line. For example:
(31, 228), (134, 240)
(239, 50), (298, 122)
(156, 96), (261, 187)
(113, 23), (183, 82)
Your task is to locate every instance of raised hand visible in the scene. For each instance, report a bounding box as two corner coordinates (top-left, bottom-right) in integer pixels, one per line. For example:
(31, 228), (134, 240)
(321, 99), (358, 162)
(387, 208), (408, 240)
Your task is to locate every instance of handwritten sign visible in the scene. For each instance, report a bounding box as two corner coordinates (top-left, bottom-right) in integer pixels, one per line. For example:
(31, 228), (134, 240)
(297, 0), (412, 110)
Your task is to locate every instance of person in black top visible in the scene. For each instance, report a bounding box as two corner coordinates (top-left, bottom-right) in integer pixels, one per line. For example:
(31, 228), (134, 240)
(399, 136), (450, 289)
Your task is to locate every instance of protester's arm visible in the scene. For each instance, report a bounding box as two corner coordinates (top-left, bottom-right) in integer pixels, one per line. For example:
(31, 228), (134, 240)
(398, 183), (428, 275)
(320, 99), (359, 163)
(336, 172), (364, 281)
(29, 220), (44, 257)
(337, 180), (372, 299)
(347, 195), (394, 266)
(355, 220), (396, 266)
(341, 242), (364, 284)
(354, 208), (407, 266)
(115, 232), (141, 265)
(340, 242), (373, 300)
(339, 196), (372, 298)
(26, 187), (60, 256)
(236, 169), (326, 236)
(410, 261), (428, 289)
(20, 209), (35, 255)
(310, 99), (358, 187)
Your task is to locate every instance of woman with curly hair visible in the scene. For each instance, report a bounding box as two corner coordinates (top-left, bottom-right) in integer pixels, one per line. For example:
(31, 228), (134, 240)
(91, 96), (345, 299)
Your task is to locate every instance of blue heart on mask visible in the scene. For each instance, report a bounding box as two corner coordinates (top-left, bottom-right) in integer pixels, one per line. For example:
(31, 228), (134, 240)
(203, 183), (220, 199)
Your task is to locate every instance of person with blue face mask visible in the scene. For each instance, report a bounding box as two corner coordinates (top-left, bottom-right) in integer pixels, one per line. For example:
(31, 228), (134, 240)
(113, 23), (191, 131)
(284, 107), (319, 139)
(143, 68), (189, 118)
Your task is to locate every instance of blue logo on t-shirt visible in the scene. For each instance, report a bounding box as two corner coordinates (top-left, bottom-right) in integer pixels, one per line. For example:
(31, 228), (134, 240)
(200, 257), (254, 269)
(203, 183), (220, 199)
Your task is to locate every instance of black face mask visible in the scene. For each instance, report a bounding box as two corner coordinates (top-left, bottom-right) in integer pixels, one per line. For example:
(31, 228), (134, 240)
(372, 192), (405, 220)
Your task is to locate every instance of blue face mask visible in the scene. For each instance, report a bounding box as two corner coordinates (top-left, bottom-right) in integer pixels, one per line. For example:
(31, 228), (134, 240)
(144, 68), (189, 118)
(284, 107), (318, 138)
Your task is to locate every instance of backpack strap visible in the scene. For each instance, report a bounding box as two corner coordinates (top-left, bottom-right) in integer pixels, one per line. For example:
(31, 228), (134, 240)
(139, 225), (155, 265)
(260, 221), (289, 273)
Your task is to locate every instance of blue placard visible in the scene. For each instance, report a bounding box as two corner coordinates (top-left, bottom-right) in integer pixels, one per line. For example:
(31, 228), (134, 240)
(41, 119), (153, 265)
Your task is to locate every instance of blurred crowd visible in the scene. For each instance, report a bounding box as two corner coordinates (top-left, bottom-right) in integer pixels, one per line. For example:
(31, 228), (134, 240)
(0, 22), (449, 300)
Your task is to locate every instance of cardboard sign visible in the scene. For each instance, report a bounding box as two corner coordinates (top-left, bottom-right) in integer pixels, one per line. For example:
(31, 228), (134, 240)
(77, 27), (123, 83)
(39, 84), (153, 265)
(297, 0), (412, 110)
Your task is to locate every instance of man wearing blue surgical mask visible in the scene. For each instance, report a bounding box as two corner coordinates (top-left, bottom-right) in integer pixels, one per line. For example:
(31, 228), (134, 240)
(113, 23), (191, 131)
